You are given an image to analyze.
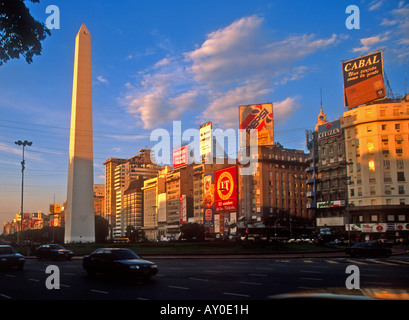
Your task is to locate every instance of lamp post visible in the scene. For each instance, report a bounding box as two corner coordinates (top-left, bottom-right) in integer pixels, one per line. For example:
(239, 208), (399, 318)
(15, 140), (32, 245)
(344, 161), (353, 246)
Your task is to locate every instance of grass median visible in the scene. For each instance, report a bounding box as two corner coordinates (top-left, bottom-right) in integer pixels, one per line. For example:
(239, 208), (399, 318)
(62, 241), (341, 256)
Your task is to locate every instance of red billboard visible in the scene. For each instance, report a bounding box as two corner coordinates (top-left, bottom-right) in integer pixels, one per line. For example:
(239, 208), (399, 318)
(172, 145), (188, 168)
(342, 51), (386, 109)
(214, 166), (237, 213)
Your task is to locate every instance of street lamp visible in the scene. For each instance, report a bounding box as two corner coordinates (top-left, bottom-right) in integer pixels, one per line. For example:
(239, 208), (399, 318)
(344, 161), (353, 246)
(15, 140), (32, 245)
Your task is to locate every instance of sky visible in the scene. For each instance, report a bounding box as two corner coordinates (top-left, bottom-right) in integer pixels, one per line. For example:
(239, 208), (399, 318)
(1, 0), (408, 226)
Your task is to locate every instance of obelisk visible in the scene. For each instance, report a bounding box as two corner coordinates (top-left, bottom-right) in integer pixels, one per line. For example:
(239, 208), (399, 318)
(65, 23), (95, 243)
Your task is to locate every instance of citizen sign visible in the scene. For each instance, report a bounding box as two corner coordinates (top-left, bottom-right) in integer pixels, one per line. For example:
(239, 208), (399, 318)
(318, 120), (342, 141)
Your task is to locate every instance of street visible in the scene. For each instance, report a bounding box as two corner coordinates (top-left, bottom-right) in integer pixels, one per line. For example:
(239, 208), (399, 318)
(1, 255), (409, 300)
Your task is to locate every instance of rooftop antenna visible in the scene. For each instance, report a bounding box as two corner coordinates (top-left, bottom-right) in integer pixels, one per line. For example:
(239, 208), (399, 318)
(405, 58), (408, 96)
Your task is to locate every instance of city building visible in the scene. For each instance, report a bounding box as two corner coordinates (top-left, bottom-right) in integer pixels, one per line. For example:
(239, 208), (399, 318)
(342, 96), (409, 241)
(142, 166), (169, 240)
(306, 106), (348, 237)
(239, 144), (309, 238)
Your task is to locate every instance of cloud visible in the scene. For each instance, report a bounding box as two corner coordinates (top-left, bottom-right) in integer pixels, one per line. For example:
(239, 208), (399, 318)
(185, 15), (338, 87)
(95, 75), (109, 85)
(124, 15), (341, 130)
(352, 34), (390, 53)
(273, 97), (301, 123)
(368, 0), (383, 11)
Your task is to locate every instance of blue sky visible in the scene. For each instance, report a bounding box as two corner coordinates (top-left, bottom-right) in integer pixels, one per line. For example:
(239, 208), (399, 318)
(1, 0), (408, 225)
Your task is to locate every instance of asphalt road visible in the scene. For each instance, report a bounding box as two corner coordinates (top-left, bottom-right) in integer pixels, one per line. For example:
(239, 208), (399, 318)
(1, 255), (409, 301)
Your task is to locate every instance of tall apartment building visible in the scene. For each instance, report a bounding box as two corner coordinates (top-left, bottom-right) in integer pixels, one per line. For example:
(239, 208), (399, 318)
(165, 164), (195, 239)
(342, 96), (409, 240)
(103, 157), (127, 227)
(306, 106), (348, 235)
(142, 166), (170, 240)
(239, 144), (308, 237)
(104, 148), (163, 239)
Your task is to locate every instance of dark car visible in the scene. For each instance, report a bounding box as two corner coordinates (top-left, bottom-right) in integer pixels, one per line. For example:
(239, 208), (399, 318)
(0, 245), (25, 270)
(345, 241), (392, 258)
(35, 244), (74, 260)
(83, 248), (158, 280)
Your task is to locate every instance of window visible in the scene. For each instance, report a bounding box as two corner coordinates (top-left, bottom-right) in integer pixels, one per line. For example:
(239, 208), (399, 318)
(399, 185), (405, 195)
(371, 215), (378, 222)
(367, 126), (372, 132)
(381, 124), (387, 130)
(368, 160), (375, 171)
(387, 215), (395, 222)
(395, 123), (401, 130)
(397, 172), (405, 181)
(398, 215), (406, 222)
(397, 160), (404, 169)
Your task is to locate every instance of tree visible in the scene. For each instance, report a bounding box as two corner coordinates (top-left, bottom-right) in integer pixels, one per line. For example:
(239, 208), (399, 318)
(180, 223), (205, 241)
(0, 0), (51, 66)
(95, 216), (109, 243)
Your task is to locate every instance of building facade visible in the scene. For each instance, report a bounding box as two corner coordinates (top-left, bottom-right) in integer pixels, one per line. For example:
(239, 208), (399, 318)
(343, 97), (409, 240)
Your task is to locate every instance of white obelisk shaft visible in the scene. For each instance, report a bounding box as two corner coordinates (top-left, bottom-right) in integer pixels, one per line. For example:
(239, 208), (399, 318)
(65, 23), (95, 243)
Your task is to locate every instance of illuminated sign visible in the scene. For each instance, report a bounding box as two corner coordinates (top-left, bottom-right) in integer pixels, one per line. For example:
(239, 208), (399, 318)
(202, 174), (215, 227)
(342, 51), (386, 108)
(317, 200), (345, 208)
(239, 103), (273, 147)
(200, 122), (212, 157)
(215, 166), (237, 212)
(172, 145), (188, 168)
(179, 194), (187, 224)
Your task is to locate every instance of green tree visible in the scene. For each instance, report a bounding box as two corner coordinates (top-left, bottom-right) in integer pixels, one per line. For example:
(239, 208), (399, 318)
(180, 223), (205, 241)
(0, 0), (51, 66)
(95, 216), (109, 243)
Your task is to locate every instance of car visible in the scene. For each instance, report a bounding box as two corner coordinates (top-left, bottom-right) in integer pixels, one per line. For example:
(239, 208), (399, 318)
(345, 241), (392, 258)
(0, 245), (25, 270)
(82, 248), (158, 280)
(35, 244), (74, 260)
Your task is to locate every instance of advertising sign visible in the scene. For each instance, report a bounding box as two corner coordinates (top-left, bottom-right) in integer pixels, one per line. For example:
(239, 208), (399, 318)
(179, 194), (187, 224)
(317, 200), (345, 209)
(239, 103), (273, 147)
(215, 166), (237, 213)
(318, 119), (342, 140)
(342, 51), (386, 108)
(200, 122), (212, 157)
(202, 174), (215, 227)
(173, 145), (188, 168)
(346, 223), (409, 233)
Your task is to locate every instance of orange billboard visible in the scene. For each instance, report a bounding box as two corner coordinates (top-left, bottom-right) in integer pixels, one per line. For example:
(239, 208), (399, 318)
(239, 103), (273, 147)
(342, 51), (386, 109)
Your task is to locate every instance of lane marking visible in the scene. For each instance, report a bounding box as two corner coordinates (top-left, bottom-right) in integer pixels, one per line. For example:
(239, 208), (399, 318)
(91, 289), (109, 294)
(169, 285), (190, 290)
(0, 294), (12, 300)
(223, 292), (250, 298)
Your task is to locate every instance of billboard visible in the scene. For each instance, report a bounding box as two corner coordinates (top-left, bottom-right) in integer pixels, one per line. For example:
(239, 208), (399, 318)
(200, 122), (212, 157)
(239, 103), (273, 147)
(318, 119), (342, 140)
(214, 166), (237, 213)
(202, 174), (215, 227)
(342, 51), (386, 109)
(172, 145), (188, 168)
(179, 194), (187, 224)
